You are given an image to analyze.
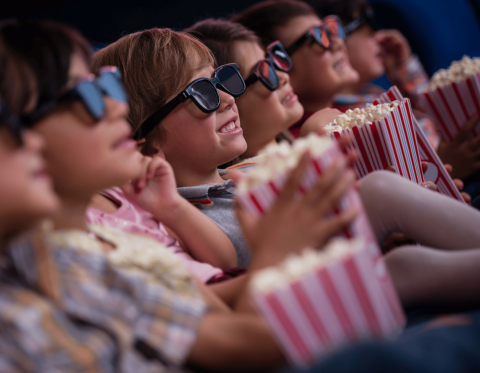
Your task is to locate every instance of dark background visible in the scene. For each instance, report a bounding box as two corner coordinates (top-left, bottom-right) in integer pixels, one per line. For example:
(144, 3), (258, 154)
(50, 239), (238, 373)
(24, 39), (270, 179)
(1, 0), (260, 46)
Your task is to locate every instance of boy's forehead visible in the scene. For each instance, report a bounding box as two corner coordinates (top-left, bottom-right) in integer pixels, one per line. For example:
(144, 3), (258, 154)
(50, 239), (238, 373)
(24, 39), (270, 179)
(191, 65), (215, 81)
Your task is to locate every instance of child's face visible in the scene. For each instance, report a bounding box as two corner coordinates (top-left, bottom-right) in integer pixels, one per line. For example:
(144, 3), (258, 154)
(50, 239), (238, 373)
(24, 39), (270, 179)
(159, 65), (247, 170)
(276, 15), (359, 109)
(345, 25), (384, 84)
(33, 53), (144, 199)
(234, 41), (304, 147)
(0, 126), (58, 237)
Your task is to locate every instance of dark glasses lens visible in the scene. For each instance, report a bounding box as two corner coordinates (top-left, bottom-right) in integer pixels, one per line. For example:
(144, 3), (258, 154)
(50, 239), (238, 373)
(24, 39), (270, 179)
(312, 26), (332, 49)
(269, 45), (291, 72)
(75, 80), (106, 119)
(217, 66), (245, 96)
(257, 60), (279, 89)
(190, 80), (219, 111)
(324, 18), (347, 40)
(97, 72), (128, 103)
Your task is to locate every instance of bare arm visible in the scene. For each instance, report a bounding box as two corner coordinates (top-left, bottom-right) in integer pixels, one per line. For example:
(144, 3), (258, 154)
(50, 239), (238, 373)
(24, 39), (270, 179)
(159, 198), (237, 268)
(121, 156), (237, 269)
(187, 312), (284, 372)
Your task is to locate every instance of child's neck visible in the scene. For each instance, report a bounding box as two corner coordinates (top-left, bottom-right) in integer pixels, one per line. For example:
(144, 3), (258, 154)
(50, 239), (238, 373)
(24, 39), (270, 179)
(239, 138), (277, 161)
(299, 96), (333, 113)
(51, 195), (91, 232)
(174, 166), (226, 188)
(337, 77), (370, 95)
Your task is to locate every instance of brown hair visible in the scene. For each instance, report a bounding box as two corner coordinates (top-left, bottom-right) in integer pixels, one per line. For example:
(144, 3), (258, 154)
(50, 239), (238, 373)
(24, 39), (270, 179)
(304, 0), (371, 26)
(92, 28), (215, 155)
(0, 19), (91, 117)
(185, 19), (260, 68)
(231, 0), (316, 48)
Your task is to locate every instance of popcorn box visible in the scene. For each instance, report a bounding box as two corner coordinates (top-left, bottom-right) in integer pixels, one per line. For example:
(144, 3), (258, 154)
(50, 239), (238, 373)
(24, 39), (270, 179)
(236, 139), (403, 338)
(420, 71), (480, 142)
(330, 98), (425, 184)
(235, 141), (374, 244)
(251, 239), (406, 367)
(374, 86), (465, 203)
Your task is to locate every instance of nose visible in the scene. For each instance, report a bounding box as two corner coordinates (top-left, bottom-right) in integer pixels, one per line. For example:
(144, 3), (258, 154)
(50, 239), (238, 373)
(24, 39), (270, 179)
(104, 95), (129, 123)
(23, 129), (44, 153)
(277, 70), (290, 88)
(218, 89), (235, 112)
(330, 35), (344, 52)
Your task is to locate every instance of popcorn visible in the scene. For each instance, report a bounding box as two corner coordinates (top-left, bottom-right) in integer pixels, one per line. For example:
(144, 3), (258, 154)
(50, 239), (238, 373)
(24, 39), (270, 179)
(325, 99), (424, 184)
(420, 56), (480, 143)
(375, 86), (466, 203)
(425, 56), (480, 91)
(237, 134), (334, 193)
(324, 102), (399, 135)
(251, 239), (355, 294)
(250, 238), (406, 366)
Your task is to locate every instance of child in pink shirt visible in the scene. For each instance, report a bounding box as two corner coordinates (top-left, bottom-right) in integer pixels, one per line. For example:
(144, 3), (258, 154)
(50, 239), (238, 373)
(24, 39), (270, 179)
(88, 155), (242, 284)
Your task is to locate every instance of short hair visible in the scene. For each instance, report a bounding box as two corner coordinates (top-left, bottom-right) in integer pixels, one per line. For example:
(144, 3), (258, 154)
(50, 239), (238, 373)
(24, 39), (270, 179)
(185, 18), (260, 67)
(304, 0), (372, 25)
(231, 0), (316, 48)
(0, 20), (91, 116)
(92, 28), (215, 155)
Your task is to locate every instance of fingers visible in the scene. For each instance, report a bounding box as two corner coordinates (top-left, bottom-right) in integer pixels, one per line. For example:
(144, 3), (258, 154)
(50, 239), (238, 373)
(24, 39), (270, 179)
(453, 178), (464, 191)
(444, 163), (453, 173)
(274, 150), (312, 205)
(226, 169), (247, 184)
(386, 165), (396, 173)
(421, 161), (429, 174)
(314, 208), (358, 247)
(420, 181), (437, 192)
(455, 115), (479, 144)
(234, 199), (257, 243)
(461, 192), (472, 205)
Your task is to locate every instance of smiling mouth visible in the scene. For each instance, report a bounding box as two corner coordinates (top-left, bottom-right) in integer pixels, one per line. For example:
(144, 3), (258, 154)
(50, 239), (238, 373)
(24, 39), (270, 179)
(333, 59), (346, 71)
(219, 121), (238, 133)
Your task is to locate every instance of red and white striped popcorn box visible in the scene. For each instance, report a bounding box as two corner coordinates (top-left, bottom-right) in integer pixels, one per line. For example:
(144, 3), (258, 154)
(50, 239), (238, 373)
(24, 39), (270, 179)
(236, 140), (403, 337)
(235, 141), (374, 245)
(250, 239), (406, 367)
(330, 98), (425, 184)
(420, 71), (480, 142)
(374, 86), (465, 203)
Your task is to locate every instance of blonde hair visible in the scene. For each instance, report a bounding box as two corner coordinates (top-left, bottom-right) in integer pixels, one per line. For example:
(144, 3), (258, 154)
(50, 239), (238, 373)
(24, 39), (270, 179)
(92, 28), (215, 155)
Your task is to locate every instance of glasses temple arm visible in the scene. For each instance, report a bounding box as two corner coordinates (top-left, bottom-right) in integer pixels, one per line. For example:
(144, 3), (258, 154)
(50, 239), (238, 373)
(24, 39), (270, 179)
(136, 92), (187, 139)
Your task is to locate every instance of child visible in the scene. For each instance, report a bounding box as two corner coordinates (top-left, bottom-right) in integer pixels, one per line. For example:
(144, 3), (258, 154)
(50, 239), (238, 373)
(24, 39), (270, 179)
(93, 24), (480, 311)
(1, 19), (361, 371)
(233, 0), (479, 188)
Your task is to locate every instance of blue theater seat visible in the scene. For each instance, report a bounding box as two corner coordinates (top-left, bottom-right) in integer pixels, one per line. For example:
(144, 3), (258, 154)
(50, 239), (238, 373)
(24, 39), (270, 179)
(367, 0), (480, 77)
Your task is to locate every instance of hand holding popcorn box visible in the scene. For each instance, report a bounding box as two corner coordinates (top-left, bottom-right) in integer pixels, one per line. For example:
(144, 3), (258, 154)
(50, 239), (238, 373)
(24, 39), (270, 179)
(236, 136), (405, 366)
(420, 56), (480, 142)
(375, 86), (465, 203)
(324, 99), (424, 184)
(250, 239), (405, 366)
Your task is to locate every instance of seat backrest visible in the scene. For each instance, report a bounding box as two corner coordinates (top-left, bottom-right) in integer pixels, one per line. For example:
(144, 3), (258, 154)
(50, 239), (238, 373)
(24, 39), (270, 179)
(368, 0), (480, 75)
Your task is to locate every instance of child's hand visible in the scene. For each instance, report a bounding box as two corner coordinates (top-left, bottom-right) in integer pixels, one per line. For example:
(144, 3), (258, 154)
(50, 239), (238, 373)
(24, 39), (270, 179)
(375, 29), (412, 73)
(300, 108), (343, 137)
(437, 116), (480, 180)
(443, 164), (472, 204)
(234, 151), (358, 266)
(121, 155), (183, 219)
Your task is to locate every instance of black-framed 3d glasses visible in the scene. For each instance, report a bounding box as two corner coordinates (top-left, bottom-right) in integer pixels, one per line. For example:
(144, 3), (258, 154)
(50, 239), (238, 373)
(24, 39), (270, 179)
(344, 9), (379, 35)
(285, 16), (347, 56)
(22, 66), (128, 126)
(245, 41), (292, 91)
(0, 100), (26, 145)
(137, 63), (246, 139)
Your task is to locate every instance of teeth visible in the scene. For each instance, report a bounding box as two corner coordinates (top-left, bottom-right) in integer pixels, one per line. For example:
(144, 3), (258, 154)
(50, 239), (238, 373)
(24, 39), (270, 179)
(333, 60), (344, 70)
(219, 121), (236, 133)
(282, 93), (292, 105)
